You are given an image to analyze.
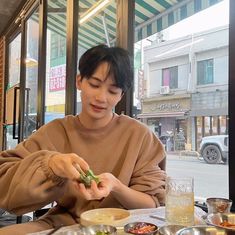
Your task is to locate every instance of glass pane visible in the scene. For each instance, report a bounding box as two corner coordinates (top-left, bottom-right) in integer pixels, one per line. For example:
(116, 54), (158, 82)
(134, 0), (229, 200)
(77, 0), (117, 114)
(45, 0), (67, 123)
(24, 8), (40, 138)
(8, 34), (21, 87)
(5, 33), (21, 149)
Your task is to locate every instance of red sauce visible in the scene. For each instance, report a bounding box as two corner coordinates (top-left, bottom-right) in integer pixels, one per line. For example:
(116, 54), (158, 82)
(127, 222), (157, 234)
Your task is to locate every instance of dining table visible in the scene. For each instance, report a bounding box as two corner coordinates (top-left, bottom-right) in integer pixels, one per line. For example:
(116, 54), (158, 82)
(27, 206), (207, 235)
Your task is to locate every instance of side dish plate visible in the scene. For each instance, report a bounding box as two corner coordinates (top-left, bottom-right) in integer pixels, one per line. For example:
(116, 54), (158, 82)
(206, 212), (235, 230)
(176, 225), (227, 235)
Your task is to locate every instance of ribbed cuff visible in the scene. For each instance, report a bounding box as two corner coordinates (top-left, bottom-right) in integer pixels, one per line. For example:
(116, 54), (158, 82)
(41, 153), (66, 186)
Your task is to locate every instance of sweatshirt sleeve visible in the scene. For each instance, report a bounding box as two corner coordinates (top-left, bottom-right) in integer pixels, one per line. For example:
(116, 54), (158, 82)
(0, 122), (67, 215)
(129, 129), (167, 207)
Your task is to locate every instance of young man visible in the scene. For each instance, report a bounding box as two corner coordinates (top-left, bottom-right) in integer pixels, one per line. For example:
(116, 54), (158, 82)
(0, 45), (166, 234)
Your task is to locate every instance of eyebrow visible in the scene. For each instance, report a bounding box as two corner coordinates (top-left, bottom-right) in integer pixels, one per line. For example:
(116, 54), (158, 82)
(90, 76), (118, 88)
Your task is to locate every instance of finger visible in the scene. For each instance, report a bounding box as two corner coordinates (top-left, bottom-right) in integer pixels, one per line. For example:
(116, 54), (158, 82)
(63, 164), (81, 180)
(78, 183), (92, 200)
(70, 154), (90, 171)
(90, 181), (109, 198)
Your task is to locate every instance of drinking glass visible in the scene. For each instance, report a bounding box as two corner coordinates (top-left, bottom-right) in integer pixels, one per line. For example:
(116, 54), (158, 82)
(165, 176), (194, 226)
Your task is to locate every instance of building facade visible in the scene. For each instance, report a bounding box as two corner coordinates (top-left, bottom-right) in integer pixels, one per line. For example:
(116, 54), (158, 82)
(138, 26), (228, 151)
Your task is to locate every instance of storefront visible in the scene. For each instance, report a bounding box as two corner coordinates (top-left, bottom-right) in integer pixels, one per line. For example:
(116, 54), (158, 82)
(190, 90), (228, 151)
(137, 94), (191, 151)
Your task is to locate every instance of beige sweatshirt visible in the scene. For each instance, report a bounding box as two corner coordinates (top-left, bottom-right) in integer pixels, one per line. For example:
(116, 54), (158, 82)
(0, 114), (166, 232)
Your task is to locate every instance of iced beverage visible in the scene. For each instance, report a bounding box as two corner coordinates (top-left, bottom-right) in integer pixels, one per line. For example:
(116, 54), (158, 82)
(165, 177), (194, 226)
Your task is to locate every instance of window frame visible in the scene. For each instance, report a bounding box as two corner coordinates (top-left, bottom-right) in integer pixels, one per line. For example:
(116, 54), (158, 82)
(197, 58), (214, 85)
(2, 0), (235, 211)
(162, 66), (178, 89)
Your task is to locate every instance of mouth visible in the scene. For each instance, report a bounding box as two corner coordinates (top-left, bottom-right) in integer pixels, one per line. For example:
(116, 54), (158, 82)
(90, 104), (106, 112)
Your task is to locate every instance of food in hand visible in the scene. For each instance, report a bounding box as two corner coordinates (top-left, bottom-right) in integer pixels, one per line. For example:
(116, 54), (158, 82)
(79, 169), (100, 187)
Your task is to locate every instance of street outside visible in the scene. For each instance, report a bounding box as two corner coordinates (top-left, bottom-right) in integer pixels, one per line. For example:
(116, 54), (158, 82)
(165, 153), (229, 202)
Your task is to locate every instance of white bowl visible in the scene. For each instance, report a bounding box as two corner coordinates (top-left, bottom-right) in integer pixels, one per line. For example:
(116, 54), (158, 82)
(80, 208), (130, 227)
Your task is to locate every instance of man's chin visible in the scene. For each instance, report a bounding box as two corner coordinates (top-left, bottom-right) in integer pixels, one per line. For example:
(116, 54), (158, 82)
(89, 111), (106, 120)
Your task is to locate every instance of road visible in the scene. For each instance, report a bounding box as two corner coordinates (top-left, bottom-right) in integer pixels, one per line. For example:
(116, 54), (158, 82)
(165, 153), (229, 201)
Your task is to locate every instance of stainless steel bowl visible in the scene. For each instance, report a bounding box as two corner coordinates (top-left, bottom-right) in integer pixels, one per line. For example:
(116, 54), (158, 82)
(176, 225), (227, 235)
(158, 225), (184, 235)
(206, 212), (235, 230)
(76, 224), (117, 235)
(206, 198), (232, 214)
(124, 222), (158, 235)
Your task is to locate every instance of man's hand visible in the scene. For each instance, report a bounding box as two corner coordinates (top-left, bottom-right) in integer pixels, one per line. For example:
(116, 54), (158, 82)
(73, 173), (120, 200)
(73, 180), (110, 200)
(48, 153), (89, 180)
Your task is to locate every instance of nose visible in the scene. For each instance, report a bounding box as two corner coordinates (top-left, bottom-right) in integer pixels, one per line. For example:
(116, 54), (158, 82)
(95, 89), (107, 102)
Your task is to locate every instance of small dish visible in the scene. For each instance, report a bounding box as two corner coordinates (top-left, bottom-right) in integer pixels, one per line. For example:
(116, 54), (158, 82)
(206, 212), (235, 230)
(78, 224), (117, 235)
(176, 225), (227, 235)
(54, 224), (117, 235)
(158, 225), (184, 235)
(80, 208), (130, 226)
(124, 222), (158, 235)
(206, 198), (232, 214)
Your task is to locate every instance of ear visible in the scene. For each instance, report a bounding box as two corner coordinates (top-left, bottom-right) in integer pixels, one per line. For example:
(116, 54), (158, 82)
(76, 75), (82, 90)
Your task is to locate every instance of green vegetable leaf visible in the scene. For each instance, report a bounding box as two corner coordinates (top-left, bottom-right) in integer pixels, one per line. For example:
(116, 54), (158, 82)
(86, 169), (100, 184)
(78, 169), (100, 187)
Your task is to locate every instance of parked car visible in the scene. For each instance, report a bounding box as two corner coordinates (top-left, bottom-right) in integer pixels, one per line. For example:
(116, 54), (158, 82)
(199, 135), (228, 164)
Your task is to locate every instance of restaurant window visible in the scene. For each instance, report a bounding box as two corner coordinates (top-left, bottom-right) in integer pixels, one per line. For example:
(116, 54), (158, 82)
(197, 59), (214, 85)
(44, 0), (67, 122)
(76, 0), (117, 114)
(134, 0), (229, 200)
(51, 33), (66, 60)
(162, 66), (178, 89)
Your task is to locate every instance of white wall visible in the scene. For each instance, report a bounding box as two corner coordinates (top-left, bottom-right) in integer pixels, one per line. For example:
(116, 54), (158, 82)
(143, 26), (228, 97)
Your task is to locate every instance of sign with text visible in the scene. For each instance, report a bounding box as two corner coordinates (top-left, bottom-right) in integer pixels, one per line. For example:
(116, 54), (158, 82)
(49, 64), (66, 92)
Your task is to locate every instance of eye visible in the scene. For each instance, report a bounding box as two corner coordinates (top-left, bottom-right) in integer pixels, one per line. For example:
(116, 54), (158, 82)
(109, 90), (119, 95)
(109, 87), (122, 95)
(89, 82), (99, 88)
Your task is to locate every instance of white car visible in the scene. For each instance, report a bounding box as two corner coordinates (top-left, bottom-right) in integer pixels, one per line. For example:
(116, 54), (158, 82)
(199, 135), (228, 164)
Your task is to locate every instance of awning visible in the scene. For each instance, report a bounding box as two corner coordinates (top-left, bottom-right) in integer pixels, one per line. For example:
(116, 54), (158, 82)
(137, 111), (187, 118)
(33, 0), (222, 50)
(135, 0), (222, 42)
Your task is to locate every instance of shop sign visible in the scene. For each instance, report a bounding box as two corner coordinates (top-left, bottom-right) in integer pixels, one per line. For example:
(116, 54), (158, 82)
(49, 64), (66, 92)
(150, 102), (181, 111)
(137, 69), (144, 99)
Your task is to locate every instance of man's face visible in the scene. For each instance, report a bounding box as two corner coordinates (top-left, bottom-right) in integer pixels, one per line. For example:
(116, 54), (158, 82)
(77, 62), (123, 121)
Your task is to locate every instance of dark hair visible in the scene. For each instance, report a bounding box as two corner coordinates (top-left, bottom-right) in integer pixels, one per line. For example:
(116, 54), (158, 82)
(78, 45), (133, 92)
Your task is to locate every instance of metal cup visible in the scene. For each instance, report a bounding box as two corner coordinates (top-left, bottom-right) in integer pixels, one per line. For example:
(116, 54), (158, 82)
(206, 197), (233, 214)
